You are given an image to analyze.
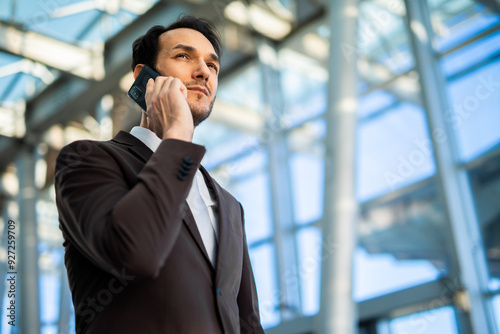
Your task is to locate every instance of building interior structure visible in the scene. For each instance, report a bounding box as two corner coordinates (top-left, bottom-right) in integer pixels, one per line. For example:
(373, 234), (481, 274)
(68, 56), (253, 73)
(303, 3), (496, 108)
(0, 0), (500, 333)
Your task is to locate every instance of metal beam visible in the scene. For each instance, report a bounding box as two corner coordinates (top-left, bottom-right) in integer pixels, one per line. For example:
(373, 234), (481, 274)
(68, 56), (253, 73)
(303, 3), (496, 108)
(317, 0), (359, 333)
(404, 1), (498, 333)
(0, 19), (104, 80)
(259, 39), (302, 320)
(265, 278), (456, 334)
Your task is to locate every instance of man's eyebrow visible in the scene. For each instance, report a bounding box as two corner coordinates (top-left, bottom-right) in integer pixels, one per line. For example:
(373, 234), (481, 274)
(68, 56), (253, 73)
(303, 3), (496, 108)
(172, 43), (219, 63)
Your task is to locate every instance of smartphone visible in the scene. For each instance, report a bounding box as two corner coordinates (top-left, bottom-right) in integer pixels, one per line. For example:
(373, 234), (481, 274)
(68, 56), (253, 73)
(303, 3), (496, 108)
(127, 65), (160, 112)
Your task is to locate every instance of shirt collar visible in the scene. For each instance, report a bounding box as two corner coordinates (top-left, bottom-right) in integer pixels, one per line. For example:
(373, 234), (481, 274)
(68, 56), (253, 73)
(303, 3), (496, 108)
(130, 126), (161, 152)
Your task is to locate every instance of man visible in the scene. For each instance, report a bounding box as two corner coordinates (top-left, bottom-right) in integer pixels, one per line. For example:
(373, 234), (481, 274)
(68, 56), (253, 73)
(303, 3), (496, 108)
(55, 16), (265, 334)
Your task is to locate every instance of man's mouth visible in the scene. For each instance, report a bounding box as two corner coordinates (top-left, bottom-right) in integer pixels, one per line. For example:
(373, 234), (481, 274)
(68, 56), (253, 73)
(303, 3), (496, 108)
(187, 86), (209, 96)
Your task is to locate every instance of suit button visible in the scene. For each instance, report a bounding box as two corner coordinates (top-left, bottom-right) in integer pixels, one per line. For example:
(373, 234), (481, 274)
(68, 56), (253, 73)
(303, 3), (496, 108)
(179, 165), (190, 175)
(183, 157), (193, 165)
(216, 287), (221, 296)
(177, 172), (187, 181)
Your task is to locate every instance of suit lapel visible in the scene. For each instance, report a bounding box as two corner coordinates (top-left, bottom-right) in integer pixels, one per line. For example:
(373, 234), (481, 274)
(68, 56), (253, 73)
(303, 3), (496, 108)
(199, 166), (231, 283)
(182, 203), (213, 269)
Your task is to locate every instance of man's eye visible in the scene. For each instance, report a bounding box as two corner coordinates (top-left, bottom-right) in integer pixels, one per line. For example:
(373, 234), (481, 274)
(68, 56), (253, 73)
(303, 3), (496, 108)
(176, 54), (189, 59)
(208, 63), (218, 72)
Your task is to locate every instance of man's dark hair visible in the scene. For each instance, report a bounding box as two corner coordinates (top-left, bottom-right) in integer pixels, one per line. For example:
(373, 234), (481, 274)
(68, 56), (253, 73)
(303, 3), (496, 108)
(131, 15), (222, 71)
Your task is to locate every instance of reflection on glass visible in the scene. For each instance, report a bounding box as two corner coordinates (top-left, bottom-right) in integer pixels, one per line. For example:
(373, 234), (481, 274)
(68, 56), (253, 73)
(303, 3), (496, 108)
(355, 181), (447, 300)
(446, 59), (500, 162)
(225, 151), (273, 244)
(357, 102), (435, 201)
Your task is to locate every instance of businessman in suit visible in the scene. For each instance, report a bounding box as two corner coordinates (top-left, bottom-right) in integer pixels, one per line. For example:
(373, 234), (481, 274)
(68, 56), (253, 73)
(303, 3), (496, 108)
(55, 16), (265, 334)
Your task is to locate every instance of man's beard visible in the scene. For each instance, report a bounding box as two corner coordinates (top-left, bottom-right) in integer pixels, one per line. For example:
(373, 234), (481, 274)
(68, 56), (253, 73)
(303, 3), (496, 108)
(189, 96), (215, 127)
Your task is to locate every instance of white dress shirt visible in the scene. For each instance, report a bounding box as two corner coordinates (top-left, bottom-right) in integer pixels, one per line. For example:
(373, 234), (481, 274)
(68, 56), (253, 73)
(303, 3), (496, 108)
(130, 126), (219, 267)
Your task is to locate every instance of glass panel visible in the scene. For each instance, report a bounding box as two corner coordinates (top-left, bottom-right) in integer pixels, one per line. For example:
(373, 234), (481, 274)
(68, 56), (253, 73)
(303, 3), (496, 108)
(289, 152), (324, 225)
(358, 90), (398, 119)
(358, 0), (414, 77)
(217, 64), (264, 114)
(428, 0), (500, 53)
(280, 48), (327, 126)
(30, 10), (103, 43)
(2, 73), (31, 102)
(441, 31), (500, 78)
(0, 0), (12, 21)
(354, 181), (447, 301)
(37, 196), (65, 330)
(492, 295), (500, 330)
(389, 306), (458, 334)
(468, 156), (500, 285)
(446, 59), (500, 162)
(249, 243), (280, 329)
(39, 273), (61, 326)
(354, 248), (442, 301)
(13, 0), (157, 44)
(223, 149), (273, 244)
(357, 103), (436, 202)
(288, 119), (325, 225)
(195, 122), (259, 169)
(296, 226), (322, 316)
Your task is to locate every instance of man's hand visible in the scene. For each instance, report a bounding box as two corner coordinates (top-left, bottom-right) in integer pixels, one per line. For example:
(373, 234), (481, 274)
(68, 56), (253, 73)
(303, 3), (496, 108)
(142, 76), (194, 142)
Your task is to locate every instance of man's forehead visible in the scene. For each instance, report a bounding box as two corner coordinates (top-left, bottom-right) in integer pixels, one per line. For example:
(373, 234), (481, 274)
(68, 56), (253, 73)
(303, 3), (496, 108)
(159, 28), (216, 54)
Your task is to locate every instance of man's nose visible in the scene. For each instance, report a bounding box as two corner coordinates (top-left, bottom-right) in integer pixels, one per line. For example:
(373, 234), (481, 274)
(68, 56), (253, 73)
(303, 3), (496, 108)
(193, 60), (211, 81)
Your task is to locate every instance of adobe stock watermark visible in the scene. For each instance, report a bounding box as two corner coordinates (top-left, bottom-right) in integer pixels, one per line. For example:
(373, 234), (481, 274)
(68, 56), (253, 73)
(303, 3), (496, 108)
(28, 0), (73, 28)
(341, 1), (404, 63)
(74, 268), (135, 333)
(384, 73), (499, 190)
(397, 277), (464, 334)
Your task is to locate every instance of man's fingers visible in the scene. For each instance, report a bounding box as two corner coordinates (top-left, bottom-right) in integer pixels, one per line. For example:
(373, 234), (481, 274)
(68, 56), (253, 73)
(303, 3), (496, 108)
(151, 76), (170, 107)
(145, 78), (155, 114)
(170, 78), (188, 99)
(159, 76), (177, 100)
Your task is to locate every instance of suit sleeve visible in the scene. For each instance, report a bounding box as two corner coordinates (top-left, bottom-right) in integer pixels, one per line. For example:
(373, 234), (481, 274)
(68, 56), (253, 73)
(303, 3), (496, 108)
(237, 204), (265, 334)
(55, 138), (205, 279)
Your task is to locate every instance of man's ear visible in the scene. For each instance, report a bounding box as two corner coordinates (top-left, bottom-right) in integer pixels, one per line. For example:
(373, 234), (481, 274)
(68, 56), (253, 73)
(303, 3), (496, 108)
(133, 64), (145, 79)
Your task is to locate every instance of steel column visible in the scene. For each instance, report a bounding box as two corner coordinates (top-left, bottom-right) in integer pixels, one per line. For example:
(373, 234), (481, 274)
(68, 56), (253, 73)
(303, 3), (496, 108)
(317, 0), (359, 333)
(404, 1), (498, 333)
(16, 145), (40, 334)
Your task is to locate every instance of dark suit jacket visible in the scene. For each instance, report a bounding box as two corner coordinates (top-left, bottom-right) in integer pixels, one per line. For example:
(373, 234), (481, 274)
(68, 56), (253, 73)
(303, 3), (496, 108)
(54, 131), (264, 334)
